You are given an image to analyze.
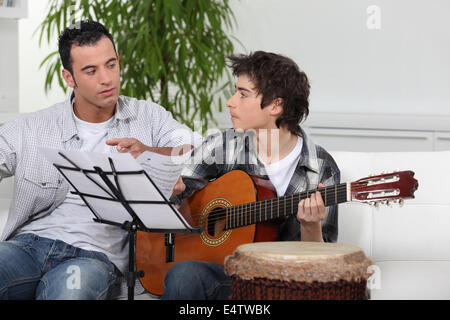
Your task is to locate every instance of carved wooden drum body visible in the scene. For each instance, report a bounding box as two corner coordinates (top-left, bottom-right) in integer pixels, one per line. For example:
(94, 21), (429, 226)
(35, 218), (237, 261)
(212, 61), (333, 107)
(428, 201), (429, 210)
(224, 241), (373, 300)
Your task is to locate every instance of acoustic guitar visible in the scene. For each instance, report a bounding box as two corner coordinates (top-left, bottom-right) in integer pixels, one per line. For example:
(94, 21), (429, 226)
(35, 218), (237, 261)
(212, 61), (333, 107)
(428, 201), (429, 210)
(136, 169), (418, 295)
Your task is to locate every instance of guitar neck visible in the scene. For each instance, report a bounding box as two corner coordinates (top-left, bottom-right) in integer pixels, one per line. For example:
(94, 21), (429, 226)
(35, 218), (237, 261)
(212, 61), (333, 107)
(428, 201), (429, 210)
(224, 183), (349, 230)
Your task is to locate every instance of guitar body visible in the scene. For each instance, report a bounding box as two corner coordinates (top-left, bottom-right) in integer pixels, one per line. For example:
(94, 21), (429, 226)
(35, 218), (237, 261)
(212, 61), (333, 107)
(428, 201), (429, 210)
(136, 170), (278, 296)
(135, 168), (419, 296)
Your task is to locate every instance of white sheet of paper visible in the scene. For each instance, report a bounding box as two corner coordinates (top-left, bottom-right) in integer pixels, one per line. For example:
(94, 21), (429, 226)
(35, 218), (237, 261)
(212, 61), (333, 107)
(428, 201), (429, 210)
(129, 203), (187, 229)
(38, 147), (193, 230)
(86, 197), (132, 225)
(39, 147), (110, 193)
(136, 150), (191, 200)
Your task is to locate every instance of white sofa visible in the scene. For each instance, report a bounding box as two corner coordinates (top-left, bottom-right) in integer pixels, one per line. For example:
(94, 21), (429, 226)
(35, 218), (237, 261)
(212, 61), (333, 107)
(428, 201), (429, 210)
(331, 150), (450, 300)
(1, 151), (449, 300)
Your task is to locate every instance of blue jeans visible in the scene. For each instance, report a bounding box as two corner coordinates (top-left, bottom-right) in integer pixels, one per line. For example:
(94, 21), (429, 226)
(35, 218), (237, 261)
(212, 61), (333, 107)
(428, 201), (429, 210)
(161, 261), (232, 300)
(0, 233), (121, 300)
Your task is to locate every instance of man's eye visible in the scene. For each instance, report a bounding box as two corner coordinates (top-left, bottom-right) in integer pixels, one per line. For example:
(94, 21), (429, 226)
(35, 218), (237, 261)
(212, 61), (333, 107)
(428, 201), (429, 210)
(239, 92), (247, 98)
(108, 63), (116, 69)
(87, 70), (95, 75)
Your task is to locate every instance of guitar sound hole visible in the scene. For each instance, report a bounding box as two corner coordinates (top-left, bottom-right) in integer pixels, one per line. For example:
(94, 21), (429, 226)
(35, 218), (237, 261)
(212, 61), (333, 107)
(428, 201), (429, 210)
(206, 207), (226, 237)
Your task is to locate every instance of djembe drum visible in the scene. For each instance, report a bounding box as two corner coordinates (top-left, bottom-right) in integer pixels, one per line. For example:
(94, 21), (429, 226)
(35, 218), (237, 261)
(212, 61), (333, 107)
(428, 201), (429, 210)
(224, 241), (373, 300)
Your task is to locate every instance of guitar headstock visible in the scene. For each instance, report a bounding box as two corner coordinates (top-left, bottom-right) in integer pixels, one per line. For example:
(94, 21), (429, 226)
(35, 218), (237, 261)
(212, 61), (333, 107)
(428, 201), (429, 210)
(351, 170), (418, 207)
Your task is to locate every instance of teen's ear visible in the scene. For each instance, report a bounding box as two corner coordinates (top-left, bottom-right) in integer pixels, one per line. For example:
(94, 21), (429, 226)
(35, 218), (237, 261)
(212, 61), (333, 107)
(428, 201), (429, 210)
(62, 69), (76, 89)
(270, 98), (284, 117)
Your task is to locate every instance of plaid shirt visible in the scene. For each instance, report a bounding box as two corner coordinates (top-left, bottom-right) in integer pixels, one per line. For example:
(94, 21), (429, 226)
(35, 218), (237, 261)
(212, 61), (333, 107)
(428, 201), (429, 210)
(0, 95), (197, 241)
(174, 127), (340, 242)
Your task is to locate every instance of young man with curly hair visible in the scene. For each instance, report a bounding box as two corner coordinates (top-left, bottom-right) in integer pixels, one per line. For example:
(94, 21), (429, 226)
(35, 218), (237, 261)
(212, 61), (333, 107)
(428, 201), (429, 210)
(158, 51), (341, 299)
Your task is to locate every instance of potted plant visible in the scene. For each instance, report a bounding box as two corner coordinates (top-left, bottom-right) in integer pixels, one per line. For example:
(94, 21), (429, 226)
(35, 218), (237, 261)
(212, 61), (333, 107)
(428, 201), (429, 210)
(38, 0), (239, 132)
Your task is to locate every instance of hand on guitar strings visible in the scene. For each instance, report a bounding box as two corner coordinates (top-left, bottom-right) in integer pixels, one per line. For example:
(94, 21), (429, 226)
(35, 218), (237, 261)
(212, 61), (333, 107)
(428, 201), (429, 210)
(297, 183), (327, 242)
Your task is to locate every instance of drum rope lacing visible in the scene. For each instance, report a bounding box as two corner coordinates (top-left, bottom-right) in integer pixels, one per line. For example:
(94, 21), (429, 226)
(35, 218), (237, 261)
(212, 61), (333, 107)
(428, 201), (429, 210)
(229, 275), (368, 300)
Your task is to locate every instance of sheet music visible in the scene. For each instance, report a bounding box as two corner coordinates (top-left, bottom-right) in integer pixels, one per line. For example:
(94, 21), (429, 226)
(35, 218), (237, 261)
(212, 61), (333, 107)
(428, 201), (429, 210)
(38, 147), (194, 230)
(39, 147), (115, 198)
(136, 150), (191, 200)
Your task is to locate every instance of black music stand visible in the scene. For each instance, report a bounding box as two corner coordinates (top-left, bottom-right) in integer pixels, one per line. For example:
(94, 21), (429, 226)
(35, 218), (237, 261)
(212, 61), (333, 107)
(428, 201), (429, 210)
(51, 151), (201, 300)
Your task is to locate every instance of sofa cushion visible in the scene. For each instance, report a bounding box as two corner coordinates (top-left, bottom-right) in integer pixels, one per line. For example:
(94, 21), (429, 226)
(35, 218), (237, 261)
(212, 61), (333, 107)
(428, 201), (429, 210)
(0, 176), (13, 200)
(371, 261), (450, 300)
(0, 176), (13, 235)
(0, 198), (10, 235)
(373, 204), (450, 261)
(330, 151), (450, 299)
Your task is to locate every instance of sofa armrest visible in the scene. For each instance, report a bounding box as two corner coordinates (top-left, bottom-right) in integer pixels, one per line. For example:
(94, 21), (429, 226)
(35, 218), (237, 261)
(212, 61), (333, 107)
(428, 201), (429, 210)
(0, 176), (13, 235)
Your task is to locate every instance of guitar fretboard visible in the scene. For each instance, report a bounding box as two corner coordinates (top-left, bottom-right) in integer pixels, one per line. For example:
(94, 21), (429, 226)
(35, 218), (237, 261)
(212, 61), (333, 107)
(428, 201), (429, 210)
(224, 183), (348, 230)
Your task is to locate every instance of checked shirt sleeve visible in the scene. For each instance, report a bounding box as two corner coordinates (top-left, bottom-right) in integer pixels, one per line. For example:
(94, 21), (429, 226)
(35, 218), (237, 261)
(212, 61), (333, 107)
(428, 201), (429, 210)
(170, 132), (224, 205)
(315, 146), (341, 243)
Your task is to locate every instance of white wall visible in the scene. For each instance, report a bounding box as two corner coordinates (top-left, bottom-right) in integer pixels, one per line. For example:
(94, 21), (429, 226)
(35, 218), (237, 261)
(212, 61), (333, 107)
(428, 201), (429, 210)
(228, 0), (450, 117)
(15, 0), (450, 120)
(0, 19), (19, 113)
(18, 0), (67, 114)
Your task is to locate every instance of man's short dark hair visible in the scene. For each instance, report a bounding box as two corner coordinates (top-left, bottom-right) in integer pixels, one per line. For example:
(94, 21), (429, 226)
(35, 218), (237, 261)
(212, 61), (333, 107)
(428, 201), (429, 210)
(58, 20), (117, 75)
(227, 51), (310, 135)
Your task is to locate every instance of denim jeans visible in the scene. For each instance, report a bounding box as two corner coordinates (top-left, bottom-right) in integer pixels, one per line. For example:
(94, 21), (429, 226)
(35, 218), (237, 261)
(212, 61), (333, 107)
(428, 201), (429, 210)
(0, 233), (121, 300)
(161, 261), (232, 300)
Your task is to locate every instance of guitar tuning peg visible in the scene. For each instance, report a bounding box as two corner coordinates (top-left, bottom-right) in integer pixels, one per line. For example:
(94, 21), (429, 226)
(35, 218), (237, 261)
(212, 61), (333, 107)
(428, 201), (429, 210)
(386, 201), (392, 207)
(399, 199), (404, 208)
(374, 202), (380, 210)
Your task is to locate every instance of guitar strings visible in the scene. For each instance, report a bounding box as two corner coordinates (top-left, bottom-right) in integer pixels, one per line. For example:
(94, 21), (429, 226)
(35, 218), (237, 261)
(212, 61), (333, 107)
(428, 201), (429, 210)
(219, 188), (348, 223)
(181, 184), (350, 226)
(155, 186), (347, 241)
(155, 181), (398, 242)
(189, 186), (351, 224)
(162, 185), (357, 241)
(177, 181), (388, 227)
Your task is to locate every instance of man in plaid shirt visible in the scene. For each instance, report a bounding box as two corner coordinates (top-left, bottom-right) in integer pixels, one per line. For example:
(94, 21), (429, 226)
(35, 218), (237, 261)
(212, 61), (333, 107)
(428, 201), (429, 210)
(0, 21), (197, 300)
(160, 51), (341, 299)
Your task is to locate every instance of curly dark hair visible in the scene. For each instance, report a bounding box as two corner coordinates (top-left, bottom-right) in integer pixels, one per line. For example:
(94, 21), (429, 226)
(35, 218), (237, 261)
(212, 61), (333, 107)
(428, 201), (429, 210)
(58, 20), (117, 75)
(227, 51), (310, 135)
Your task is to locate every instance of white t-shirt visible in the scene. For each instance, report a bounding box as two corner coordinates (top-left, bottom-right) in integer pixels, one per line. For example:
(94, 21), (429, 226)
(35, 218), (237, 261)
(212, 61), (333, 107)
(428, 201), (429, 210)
(261, 137), (303, 196)
(74, 114), (114, 152)
(64, 114), (115, 205)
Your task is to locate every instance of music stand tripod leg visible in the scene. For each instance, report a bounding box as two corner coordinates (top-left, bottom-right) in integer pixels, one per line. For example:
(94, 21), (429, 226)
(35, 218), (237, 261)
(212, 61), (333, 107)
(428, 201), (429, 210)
(124, 221), (145, 300)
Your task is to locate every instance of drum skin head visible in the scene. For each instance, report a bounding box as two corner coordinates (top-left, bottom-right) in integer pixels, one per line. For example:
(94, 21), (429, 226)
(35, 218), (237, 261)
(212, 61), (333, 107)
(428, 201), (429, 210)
(224, 241), (373, 283)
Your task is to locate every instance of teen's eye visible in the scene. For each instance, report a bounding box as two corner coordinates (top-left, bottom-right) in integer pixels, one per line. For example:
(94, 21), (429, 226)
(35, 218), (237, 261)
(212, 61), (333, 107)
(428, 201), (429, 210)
(87, 70), (95, 75)
(239, 92), (247, 98)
